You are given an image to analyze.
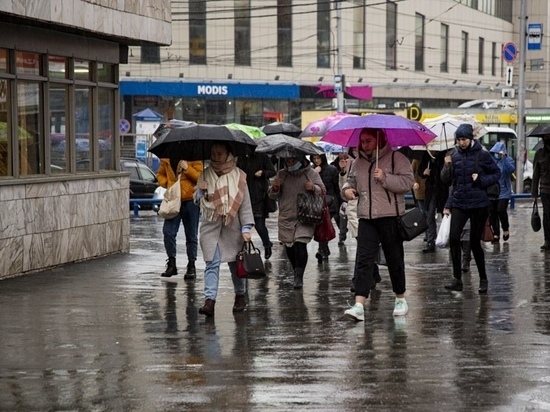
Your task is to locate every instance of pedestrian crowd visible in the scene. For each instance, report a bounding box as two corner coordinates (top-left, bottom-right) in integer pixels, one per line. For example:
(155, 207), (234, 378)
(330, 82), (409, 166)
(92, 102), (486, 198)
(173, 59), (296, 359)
(155, 124), (550, 323)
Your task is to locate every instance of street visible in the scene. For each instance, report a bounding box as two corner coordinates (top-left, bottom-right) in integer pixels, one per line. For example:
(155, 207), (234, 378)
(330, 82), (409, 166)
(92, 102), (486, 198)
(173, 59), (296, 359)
(1, 201), (549, 411)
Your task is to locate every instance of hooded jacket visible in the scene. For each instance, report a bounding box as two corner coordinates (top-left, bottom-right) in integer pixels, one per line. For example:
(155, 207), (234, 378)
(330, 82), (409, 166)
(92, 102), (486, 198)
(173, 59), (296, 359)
(341, 143), (414, 219)
(489, 141), (515, 199)
(445, 140), (501, 209)
(157, 159), (203, 201)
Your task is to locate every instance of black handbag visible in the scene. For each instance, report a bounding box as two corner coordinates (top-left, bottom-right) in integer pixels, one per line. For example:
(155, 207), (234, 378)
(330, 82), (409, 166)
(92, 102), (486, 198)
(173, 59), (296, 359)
(297, 192), (324, 225)
(531, 199), (542, 232)
(265, 196), (278, 213)
(397, 206), (429, 241)
(236, 241), (266, 279)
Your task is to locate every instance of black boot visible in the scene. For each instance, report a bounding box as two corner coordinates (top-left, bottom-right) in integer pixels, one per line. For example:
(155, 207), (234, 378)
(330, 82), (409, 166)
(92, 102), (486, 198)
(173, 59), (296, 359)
(293, 267), (304, 289)
(478, 279), (488, 294)
(422, 241), (435, 253)
(445, 278), (463, 292)
(161, 257), (177, 277)
(264, 246), (272, 260)
(184, 261), (196, 280)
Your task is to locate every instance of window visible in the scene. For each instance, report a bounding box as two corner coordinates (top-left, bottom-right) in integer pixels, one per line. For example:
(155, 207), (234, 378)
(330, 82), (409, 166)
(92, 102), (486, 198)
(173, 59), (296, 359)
(0, 78), (10, 176)
(141, 46), (160, 64)
(74, 59), (90, 81)
(491, 42), (499, 76)
(317, 0), (331, 68)
(353, 0), (365, 69)
(0, 48), (7, 73)
(75, 86), (91, 172)
(440, 24), (448, 72)
(189, 1), (206, 65)
(16, 52), (40, 76)
(414, 13), (424, 71)
(461, 31), (468, 74)
(478, 37), (484, 75)
(49, 85), (68, 173)
(235, 0), (251, 66)
(98, 88), (114, 171)
(17, 81), (42, 175)
(386, 0), (397, 70)
(48, 56), (67, 79)
(277, 0), (292, 67)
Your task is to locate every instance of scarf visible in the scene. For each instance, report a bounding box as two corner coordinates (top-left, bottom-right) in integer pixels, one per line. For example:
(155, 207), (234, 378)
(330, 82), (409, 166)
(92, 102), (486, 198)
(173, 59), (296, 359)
(200, 154), (247, 227)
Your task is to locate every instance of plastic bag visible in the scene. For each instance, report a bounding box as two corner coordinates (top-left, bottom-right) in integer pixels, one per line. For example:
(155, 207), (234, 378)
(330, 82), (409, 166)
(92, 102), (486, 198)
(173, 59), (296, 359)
(435, 214), (451, 248)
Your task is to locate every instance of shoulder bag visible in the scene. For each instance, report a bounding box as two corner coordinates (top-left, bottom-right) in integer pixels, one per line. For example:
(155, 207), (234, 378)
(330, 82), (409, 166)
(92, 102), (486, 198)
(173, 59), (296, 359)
(297, 174), (325, 225)
(158, 173), (182, 219)
(236, 241), (266, 279)
(314, 197), (336, 242)
(481, 217), (494, 242)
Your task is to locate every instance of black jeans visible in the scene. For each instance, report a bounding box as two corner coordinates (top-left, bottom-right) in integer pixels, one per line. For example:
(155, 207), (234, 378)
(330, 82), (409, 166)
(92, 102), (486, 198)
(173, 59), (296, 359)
(489, 198), (510, 238)
(353, 217), (405, 298)
(449, 207), (489, 280)
(254, 216), (272, 248)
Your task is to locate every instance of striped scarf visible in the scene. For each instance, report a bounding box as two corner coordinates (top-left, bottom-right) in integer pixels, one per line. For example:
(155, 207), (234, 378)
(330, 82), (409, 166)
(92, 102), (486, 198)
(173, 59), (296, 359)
(200, 154), (247, 227)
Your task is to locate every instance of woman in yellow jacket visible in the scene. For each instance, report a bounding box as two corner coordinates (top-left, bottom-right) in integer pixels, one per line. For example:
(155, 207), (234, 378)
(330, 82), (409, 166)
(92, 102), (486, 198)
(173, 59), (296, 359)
(157, 158), (203, 278)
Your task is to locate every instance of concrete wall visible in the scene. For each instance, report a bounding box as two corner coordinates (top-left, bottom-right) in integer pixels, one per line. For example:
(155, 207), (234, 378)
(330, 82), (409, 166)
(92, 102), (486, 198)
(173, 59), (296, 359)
(0, 176), (130, 279)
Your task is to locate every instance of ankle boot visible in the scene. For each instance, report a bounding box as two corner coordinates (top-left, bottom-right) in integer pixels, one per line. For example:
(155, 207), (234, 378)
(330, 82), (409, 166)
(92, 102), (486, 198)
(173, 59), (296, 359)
(293, 267), (304, 289)
(161, 257), (177, 277)
(444, 278), (463, 291)
(184, 261), (196, 280)
(199, 299), (215, 317)
(233, 294), (246, 312)
(478, 279), (488, 294)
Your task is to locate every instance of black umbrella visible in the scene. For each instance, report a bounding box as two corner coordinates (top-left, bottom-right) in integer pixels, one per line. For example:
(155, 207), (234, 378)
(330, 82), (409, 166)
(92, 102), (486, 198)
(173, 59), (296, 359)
(527, 124), (550, 137)
(255, 133), (324, 158)
(262, 122), (302, 137)
(148, 124), (257, 160)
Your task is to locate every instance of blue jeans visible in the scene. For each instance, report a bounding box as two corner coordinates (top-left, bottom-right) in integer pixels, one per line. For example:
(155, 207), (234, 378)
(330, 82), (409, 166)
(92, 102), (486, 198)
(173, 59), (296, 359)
(204, 245), (246, 300)
(163, 199), (200, 261)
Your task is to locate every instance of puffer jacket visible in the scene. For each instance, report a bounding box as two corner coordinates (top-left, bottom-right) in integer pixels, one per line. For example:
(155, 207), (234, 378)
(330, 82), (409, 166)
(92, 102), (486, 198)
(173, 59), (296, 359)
(532, 143), (550, 196)
(489, 141), (515, 199)
(341, 143), (414, 219)
(445, 140), (501, 209)
(157, 158), (203, 201)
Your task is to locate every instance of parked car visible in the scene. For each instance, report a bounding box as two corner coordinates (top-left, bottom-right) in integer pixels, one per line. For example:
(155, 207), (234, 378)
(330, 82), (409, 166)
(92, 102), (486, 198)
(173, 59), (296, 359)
(120, 158), (159, 209)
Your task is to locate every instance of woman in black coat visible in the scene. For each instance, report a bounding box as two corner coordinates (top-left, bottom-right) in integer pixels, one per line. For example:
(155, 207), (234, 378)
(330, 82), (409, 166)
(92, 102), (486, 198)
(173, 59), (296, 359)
(442, 124), (500, 294)
(237, 153), (277, 259)
(310, 153), (340, 262)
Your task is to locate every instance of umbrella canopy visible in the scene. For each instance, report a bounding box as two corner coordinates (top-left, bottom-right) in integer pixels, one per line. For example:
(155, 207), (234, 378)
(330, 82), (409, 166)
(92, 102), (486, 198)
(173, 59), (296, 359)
(411, 113), (488, 151)
(255, 133), (324, 158)
(314, 141), (347, 154)
(527, 124), (550, 137)
(261, 122), (302, 137)
(300, 112), (358, 138)
(225, 123), (266, 138)
(321, 113), (437, 148)
(148, 124), (257, 160)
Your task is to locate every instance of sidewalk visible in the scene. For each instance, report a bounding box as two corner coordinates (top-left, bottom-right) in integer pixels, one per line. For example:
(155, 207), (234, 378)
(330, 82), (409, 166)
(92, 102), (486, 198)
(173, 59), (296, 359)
(1, 204), (549, 411)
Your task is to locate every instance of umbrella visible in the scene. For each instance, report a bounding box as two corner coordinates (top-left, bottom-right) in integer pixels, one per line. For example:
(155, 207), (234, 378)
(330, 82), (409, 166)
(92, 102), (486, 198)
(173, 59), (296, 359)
(153, 119), (197, 140)
(410, 113), (487, 151)
(261, 122), (302, 137)
(314, 141), (347, 154)
(148, 124), (257, 160)
(225, 123), (266, 139)
(322, 113), (437, 148)
(300, 112), (358, 138)
(527, 124), (550, 137)
(255, 133), (324, 158)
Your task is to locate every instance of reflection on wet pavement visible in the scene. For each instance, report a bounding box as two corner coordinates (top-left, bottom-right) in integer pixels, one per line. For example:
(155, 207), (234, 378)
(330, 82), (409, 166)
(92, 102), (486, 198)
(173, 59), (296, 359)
(0, 204), (549, 410)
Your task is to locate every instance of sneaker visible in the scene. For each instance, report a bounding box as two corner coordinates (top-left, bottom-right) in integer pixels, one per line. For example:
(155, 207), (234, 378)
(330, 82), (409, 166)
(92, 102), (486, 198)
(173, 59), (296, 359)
(393, 299), (408, 316)
(344, 303), (364, 321)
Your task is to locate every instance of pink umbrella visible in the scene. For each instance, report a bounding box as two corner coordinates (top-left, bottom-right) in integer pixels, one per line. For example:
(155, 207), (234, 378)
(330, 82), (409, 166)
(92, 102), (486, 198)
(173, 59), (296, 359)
(300, 112), (358, 138)
(321, 113), (437, 148)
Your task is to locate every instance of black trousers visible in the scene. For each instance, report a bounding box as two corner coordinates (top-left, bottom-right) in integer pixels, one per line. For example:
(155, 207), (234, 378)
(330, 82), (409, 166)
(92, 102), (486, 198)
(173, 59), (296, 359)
(353, 217), (405, 298)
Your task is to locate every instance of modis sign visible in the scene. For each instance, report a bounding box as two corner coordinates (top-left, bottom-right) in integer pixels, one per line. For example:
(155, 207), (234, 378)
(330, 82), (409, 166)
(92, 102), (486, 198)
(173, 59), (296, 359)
(197, 85), (228, 95)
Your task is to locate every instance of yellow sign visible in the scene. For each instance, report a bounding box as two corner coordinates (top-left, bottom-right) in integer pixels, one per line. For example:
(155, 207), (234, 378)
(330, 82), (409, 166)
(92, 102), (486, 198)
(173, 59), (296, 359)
(407, 105), (422, 121)
(421, 112), (517, 125)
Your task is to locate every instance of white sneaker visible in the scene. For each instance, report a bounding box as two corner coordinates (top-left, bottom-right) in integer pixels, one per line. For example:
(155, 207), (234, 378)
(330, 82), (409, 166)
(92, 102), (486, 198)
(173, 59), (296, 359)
(344, 303), (365, 321)
(393, 298), (408, 316)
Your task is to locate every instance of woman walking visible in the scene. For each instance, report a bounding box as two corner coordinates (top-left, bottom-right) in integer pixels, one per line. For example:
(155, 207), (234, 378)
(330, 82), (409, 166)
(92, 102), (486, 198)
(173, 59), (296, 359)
(488, 142), (515, 243)
(194, 142), (255, 317)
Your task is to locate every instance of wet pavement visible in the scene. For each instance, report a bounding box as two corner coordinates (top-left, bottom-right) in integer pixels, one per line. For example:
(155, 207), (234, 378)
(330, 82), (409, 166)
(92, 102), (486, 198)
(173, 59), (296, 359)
(1, 201), (550, 411)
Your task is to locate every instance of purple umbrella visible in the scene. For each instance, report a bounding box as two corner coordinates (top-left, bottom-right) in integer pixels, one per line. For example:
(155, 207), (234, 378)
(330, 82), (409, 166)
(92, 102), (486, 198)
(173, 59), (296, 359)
(300, 112), (358, 138)
(321, 113), (437, 148)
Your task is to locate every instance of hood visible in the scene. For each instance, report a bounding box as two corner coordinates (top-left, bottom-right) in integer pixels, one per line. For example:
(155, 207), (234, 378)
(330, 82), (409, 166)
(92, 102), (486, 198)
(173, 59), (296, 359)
(490, 141), (507, 154)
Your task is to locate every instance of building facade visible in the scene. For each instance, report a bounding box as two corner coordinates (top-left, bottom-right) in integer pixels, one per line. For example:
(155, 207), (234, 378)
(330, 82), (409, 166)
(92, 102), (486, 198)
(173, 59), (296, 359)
(0, 1), (170, 278)
(118, 0), (550, 130)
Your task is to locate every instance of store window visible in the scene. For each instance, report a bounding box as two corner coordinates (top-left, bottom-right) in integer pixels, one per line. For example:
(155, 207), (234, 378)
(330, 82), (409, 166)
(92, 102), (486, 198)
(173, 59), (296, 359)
(98, 88), (114, 170)
(17, 81), (42, 175)
(75, 86), (92, 172)
(50, 84), (68, 173)
(49, 56), (67, 79)
(16, 52), (40, 76)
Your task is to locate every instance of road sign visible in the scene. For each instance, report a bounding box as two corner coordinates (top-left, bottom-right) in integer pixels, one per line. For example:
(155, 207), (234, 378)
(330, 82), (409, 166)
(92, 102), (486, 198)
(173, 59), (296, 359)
(503, 42), (518, 62)
(505, 66), (513, 86)
(119, 119), (131, 134)
(528, 23), (542, 50)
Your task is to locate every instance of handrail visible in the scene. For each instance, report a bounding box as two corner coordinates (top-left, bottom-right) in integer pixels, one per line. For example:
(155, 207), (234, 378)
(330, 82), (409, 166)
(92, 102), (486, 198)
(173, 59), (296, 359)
(129, 198), (162, 217)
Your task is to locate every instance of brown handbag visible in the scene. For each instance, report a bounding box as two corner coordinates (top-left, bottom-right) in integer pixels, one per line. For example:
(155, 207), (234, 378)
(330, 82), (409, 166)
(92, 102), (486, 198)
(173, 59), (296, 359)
(481, 218), (494, 242)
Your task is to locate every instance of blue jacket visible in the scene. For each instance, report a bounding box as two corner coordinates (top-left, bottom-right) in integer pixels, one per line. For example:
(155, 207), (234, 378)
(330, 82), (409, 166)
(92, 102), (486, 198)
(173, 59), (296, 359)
(445, 140), (501, 209)
(489, 142), (515, 199)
